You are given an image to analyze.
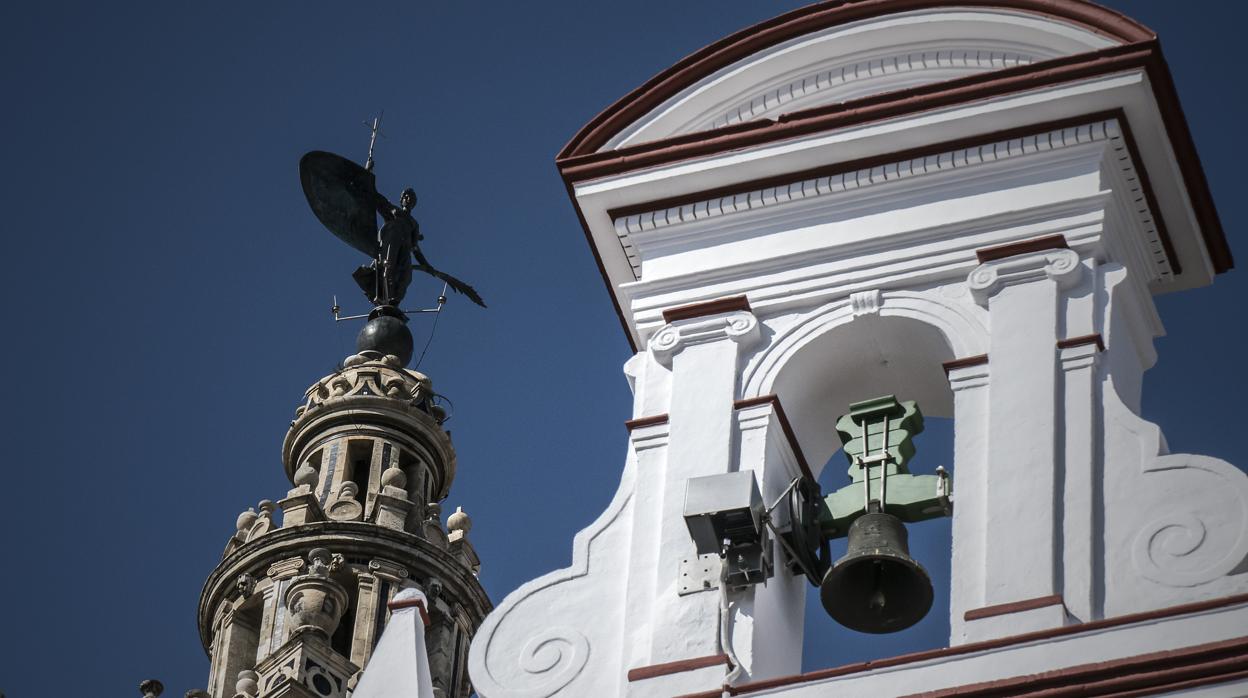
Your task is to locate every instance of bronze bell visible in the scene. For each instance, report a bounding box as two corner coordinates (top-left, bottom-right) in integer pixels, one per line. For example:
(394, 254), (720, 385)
(820, 511), (933, 633)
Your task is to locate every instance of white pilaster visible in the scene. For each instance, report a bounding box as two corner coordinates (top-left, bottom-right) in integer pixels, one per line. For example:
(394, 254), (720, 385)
(962, 248), (1082, 640)
(640, 309), (761, 683)
(947, 360), (990, 644)
(1059, 340), (1103, 623)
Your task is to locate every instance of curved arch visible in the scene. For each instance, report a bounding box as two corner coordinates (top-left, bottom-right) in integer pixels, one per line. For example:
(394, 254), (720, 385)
(742, 291), (988, 470)
(559, 0), (1152, 159)
(744, 290), (988, 397)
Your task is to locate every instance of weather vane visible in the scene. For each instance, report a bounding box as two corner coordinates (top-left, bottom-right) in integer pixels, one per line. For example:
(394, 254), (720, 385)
(299, 113), (486, 367)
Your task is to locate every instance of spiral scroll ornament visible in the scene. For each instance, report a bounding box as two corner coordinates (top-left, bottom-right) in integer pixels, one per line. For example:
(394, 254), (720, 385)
(648, 310), (761, 366)
(475, 626), (590, 698)
(1131, 455), (1248, 587)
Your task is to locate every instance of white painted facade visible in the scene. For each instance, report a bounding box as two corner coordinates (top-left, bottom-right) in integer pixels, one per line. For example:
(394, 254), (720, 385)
(463, 3), (1248, 697)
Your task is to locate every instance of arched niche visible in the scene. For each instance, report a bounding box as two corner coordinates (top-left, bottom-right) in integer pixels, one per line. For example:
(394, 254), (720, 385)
(744, 291), (986, 473)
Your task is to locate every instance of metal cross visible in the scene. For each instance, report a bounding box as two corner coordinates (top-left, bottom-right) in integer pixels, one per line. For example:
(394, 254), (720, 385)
(363, 110), (385, 172)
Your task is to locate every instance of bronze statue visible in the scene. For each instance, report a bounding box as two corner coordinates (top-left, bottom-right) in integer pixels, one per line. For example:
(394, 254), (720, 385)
(299, 150), (486, 310)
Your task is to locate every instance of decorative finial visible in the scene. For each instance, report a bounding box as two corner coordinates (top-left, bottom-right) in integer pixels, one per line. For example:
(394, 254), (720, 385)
(293, 462), (318, 488)
(381, 465), (407, 489)
(447, 506), (472, 535)
(425, 502), (442, 523)
(139, 679), (164, 698)
(235, 669), (259, 697)
(235, 508), (257, 532)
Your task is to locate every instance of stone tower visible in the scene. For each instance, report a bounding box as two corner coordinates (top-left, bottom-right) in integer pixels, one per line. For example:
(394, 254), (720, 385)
(198, 350), (490, 698)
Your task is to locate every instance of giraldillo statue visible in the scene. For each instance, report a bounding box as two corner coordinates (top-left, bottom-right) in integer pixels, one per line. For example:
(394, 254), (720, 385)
(299, 150), (484, 366)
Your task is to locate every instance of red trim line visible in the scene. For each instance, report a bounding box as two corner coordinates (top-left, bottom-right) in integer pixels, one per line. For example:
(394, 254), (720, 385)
(943, 355), (989, 375)
(560, 45), (1151, 180)
(964, 594), (1064, 621)
(625, 414), (669, 431)
(586, 109), (1186, 350)
(662, 295), (752, 323)
(1058, 333), (1106, 352)
(559, 0), (1229, 349)
(627, 653), (732, 682)
(676, 690), (723, 698)
(900, 635), (1248, 698)
(976, 234), (1069, 263)
(387, 597), (431, 627)
(687, 592), (1248, 695)
(560, 0), (1152, 159)
(734, 395), (815, 481)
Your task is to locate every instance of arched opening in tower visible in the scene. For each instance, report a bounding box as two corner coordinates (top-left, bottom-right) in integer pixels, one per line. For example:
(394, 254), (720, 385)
(765, 313), (957, 669)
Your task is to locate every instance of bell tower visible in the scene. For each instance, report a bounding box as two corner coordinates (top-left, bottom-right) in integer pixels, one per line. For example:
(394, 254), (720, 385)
(197, 351), (490, 698)
(470, 1), (1248, 696)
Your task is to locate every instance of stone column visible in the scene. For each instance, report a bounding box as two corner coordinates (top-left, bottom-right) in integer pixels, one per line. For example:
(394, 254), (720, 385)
(625, 307), (761, 694)
(257, 556), (306, 663)
(350, 559), (409, 669)
(961, 247), (1083, 640)
(207, 604), (259, 698)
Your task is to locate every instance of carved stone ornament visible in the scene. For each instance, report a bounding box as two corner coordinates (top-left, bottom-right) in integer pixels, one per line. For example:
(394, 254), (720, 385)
(850, 289), (882, 317)
(285, 549), (349, 637)
(325, 481), (364, 522)
(246, 500), (276, 541)
(293, 355), (435, 421)
(967, 247), (1083, 305)
(649, 309), (761, 366)
(293, 462), (319, 490)
(223, 508), (257, 558)
(368, 558), (409, 582)
(235, 573), (256, 599)
(267, 555), (307, 580)
(234, 670), (259, 698)
(307, 547), (345, 577)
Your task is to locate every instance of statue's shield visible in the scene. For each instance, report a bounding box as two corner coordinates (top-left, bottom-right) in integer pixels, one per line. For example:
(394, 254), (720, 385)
(300, 151), (381, 257)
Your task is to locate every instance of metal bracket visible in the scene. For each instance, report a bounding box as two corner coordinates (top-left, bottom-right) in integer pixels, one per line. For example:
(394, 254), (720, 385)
(678, 553), (722, 596)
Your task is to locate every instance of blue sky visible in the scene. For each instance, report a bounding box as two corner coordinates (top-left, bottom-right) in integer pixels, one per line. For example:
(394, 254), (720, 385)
(1, 2), (1245, 695)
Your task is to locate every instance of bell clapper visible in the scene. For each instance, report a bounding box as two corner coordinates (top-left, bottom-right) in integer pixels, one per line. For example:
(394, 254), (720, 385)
(869, 562), (887, 612)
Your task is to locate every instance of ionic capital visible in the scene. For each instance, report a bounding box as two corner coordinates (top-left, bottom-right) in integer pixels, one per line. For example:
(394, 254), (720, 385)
(648, 309), (760, 366)
(368, 558), (410, 582)
(968, 248), (1083, 306)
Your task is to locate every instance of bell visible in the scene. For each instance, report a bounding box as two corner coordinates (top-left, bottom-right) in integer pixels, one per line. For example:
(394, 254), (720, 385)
(820, 511), (933, 633)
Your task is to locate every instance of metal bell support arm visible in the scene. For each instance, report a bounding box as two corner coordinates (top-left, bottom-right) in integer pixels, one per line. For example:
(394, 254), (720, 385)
(816, 396), (953, 540)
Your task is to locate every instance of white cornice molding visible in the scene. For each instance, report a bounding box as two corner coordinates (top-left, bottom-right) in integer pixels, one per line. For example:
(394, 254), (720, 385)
(613, 119), (1173, 287)
(705, 46), (1040, 133)
(617, 121), (1108, 238)
(624, 195), (1108, 342)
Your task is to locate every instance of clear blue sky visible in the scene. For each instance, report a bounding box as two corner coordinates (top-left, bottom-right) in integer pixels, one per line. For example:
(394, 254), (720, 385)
(1, 2), (1245, 695)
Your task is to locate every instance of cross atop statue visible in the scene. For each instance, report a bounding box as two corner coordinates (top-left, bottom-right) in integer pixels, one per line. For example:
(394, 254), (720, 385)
(363, 111), (384, 172)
